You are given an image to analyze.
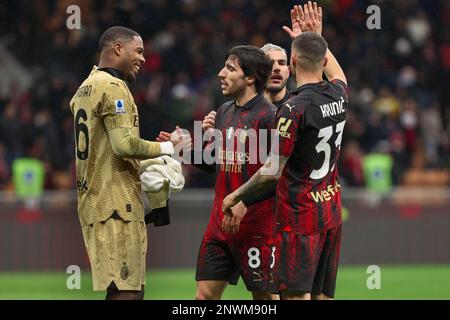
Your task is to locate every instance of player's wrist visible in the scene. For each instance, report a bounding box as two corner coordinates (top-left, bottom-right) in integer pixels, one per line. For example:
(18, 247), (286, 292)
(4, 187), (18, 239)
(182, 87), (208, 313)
(159, 141), (174, 156)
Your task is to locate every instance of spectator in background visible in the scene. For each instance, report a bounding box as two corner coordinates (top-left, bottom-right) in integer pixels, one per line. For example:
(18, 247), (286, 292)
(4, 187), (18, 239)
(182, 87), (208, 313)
(0, 0), (448, 189)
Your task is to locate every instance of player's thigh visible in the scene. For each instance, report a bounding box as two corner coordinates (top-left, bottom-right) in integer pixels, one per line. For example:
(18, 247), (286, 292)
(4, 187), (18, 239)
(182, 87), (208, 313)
(235, 233), (277, 293)
(276, 231), (322, 294)
(312, 225), (342, 298)
(82, 217), (147, 291)
(195, 236), (239, 285)
(195, 280), (228, 300)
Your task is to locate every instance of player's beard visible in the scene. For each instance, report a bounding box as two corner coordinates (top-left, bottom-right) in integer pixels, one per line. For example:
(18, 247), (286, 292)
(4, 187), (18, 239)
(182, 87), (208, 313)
(228, 84), (246, 99)
(266, 80), (287, 95)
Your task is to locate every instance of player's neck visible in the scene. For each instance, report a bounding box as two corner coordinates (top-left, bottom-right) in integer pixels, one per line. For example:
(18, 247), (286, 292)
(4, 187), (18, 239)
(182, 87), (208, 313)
(98, 57), (124, 77)
(296, 70), (323, 87)
(265, 87), (287, 104)
(235, 88), (258, 107)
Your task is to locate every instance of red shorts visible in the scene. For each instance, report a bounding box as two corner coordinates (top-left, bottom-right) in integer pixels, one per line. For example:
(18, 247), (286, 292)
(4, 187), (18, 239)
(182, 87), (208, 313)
(275, 224), (342, 297)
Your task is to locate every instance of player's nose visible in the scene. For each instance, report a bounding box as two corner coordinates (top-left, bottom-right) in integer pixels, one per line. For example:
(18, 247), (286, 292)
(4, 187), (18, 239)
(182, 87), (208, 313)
(218, 67), (226, 79)
(273, 63), (280, 72)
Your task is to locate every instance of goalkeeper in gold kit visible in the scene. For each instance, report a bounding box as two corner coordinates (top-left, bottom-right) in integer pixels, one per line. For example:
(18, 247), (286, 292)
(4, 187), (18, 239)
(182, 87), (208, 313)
(70, 26), (181, 300)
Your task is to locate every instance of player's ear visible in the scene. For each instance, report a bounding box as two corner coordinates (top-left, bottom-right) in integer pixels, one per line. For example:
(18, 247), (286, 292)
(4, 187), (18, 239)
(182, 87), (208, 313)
(113, 43), (122, 57)
(246, 75), (255, 87)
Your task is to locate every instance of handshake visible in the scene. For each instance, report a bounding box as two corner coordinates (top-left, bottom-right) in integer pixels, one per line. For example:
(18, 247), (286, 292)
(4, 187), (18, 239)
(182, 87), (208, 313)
(159, 126), (193, 157)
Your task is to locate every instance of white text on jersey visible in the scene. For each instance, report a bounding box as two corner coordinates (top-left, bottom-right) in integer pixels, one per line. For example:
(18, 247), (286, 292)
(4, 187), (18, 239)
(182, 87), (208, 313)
(319, 97), (345, 118)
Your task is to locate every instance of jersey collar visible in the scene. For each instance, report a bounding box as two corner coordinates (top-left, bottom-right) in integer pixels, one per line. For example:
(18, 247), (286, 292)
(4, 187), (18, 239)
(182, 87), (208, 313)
(293, 81), (327, 94)
(274, 89), (291, 108)
(235, 94), (264, 110)
(97, 67), (126, 81)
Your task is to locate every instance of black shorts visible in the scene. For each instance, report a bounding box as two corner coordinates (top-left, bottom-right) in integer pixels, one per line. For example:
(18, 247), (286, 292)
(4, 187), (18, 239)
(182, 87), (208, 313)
(195, 234), (277, 292)
(276, 224), (342, 298)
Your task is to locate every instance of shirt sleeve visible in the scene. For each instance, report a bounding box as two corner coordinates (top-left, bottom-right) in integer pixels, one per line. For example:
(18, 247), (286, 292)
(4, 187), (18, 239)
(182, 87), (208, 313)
(330, 79), (349, 99)
(100, 82), (134, 130)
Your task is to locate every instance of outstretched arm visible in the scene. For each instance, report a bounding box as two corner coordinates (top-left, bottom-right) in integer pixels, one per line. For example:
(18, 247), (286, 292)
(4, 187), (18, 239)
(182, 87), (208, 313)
(108, 127), (174, 159)
(300, 2), (347, 85)
(284, 2), (347, 85)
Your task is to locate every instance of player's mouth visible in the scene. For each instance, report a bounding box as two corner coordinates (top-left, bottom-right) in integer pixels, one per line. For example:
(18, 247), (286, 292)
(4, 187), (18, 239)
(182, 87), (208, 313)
(221, 81), (228, 89)
(133, 63), (141, 73)
(270, 74), (283, 84)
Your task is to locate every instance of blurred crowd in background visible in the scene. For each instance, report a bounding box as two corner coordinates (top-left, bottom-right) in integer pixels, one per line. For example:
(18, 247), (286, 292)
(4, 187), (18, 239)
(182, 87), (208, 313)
(0, 0), (448, 190)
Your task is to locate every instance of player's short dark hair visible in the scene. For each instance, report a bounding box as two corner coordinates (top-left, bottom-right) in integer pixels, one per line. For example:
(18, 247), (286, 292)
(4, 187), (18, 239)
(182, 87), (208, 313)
(98, 26), (140, 51)
(292, 32), (328, 71)
(226, 45), (273, 94)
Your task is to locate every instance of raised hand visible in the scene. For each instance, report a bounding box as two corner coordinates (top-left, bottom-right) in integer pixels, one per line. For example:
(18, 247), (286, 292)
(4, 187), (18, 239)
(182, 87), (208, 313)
(300, 1), (323, 35)
(282, 6), (303, 40)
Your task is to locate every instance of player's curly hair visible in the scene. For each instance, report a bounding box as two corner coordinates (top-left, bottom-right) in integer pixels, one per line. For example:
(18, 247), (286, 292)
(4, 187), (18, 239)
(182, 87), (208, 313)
(226, 46), (273, 94)
(99, 26), (140, 51)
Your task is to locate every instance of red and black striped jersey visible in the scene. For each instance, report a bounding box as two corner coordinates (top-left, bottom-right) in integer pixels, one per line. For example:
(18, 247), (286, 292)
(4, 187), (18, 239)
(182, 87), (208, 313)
(275, 79), (349, 235)
(207, 94), (277, 238)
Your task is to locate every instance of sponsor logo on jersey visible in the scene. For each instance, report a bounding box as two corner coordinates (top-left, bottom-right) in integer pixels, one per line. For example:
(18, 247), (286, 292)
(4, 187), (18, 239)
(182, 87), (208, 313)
(115, 99), (125, 113)
(284, 103), (294, 113)
(276, 117), (292, 138)
(310, 182), (341, 203)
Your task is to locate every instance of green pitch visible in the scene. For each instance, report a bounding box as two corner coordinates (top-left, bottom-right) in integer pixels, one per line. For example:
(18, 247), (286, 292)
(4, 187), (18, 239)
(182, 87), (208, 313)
(0, 265), (448, 299)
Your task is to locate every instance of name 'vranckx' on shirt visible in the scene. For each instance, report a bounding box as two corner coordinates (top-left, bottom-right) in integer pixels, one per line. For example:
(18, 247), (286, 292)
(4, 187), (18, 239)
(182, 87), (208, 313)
(319, 97), (345, 118)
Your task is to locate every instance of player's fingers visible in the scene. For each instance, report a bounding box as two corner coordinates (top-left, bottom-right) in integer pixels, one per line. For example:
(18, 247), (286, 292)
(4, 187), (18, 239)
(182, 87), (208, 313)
(159, 131), (171, 137)
(205, 118), (215, 125)
(202, 124), (213, 131)
(221, 216), (228, 232)
(298, 5), (305, 22)
(318, 6), (323, 25)
(309, 1), (316, 23)
(203, 118), (214, 126)
(303, 3), (310, 21)
(226, 218), (232, 233)
(313, 2), (318, 21)
(158, 132), (171, 142)
(292, 6), (298, 22)
(206, 113), (216, 120)
(297, 5), (304, 21)
(234, 217), (240, 233)
(202, 120), (214, 128)
(282, 26), (294, 38)
(229, 217), (236, 233)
